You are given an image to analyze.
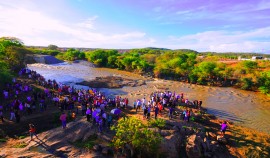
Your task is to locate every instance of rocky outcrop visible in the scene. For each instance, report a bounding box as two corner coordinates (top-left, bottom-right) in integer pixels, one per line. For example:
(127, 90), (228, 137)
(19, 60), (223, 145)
(160, 131), (182, 158)
(186, 135), (203, 158)
(25, 55), (63, 64)
(78, 76), (146, 88)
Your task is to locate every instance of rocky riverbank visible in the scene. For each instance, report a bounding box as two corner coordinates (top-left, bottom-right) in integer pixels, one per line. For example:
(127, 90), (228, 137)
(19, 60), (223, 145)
(77, 76), (146, 88)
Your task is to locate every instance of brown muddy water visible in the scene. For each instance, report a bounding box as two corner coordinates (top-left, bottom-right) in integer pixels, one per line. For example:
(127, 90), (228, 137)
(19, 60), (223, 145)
(28, 61), (270, 134)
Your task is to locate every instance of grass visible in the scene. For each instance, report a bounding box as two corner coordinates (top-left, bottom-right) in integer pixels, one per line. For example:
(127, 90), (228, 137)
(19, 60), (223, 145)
(0, 138), (7, 142)
(13, 142), (28, 148)
(18, 135), (27, 139)
(148, 118), (166, 129)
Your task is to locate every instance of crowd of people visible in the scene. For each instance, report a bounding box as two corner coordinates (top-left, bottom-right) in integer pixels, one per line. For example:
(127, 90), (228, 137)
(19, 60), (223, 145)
(133, 91), (203, 121)
(0, 67), (228, 139)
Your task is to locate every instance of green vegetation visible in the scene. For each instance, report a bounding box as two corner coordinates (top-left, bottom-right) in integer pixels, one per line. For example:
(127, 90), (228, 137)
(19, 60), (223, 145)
(13, 142), (27, 148)
(148, 118), (166, 129)
(56, 48), (85, 61)
(1, 36), (270, 96)
(111, 117), (162, 156)
(0, 37), (31, 88)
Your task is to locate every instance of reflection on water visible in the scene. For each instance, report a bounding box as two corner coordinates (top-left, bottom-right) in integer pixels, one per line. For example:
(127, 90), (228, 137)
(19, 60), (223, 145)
(27, 62), (270, 134)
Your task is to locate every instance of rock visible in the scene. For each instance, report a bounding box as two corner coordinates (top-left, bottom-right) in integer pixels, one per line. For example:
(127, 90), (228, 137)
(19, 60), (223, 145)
(172, 126), (180, 131)
(217, 135), (227, 144)
(180, 127), (194, 135)
(160, 130), (174, 136)
(208, 132), (217, 140)
(160, 134), (182, 158)
(93, 144), (102, 151)
(148, 128), (160, 133)
(186, 135), (203, 158)
(201, 142), (208, 152)
(102, 147), (111, 155)
(204, 152), (212, 158)
(256, 146), (262, 151)
(197, 132), (205, 138)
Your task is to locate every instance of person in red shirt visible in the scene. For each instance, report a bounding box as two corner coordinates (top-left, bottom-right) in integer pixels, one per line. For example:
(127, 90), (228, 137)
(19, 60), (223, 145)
(29, 124), (38, 140)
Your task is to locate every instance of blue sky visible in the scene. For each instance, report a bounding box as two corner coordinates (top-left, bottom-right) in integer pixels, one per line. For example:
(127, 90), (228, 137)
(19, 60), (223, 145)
(0, 0), (270, 52)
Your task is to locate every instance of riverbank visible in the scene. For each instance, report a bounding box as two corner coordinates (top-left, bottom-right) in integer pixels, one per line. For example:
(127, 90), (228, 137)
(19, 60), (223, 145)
(0, 74), (269, 157)
(27, 61), (270, 134)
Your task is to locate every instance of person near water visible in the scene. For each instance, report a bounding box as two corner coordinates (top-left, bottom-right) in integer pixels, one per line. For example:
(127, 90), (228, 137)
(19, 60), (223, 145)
(60, 112), (67, 129)
(29, 124), (38, 140)
(220, 121), (228, 137)
(136, 99), (141, 112)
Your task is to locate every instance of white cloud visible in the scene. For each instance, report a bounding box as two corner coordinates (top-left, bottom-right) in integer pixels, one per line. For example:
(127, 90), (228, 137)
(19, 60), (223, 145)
(0, 2), (155, 49)
(76, 16), (99, 30)
(165, 27), (270, 52)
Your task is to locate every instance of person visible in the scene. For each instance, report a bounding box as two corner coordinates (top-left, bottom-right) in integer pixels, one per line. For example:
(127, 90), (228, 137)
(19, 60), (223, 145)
(168, 106), (173, 119)
(107, 114), (112, 128)
(86, 108), (91, 122)
(15, 110), (20, 123)
(60, 112), (67, 129)
(220, 121), (228, 137)
(29, 124), (38, 140)
(0, 109), (4, 122)
(71, 111), (76, 121)
(10, 108), (16, 121)
(136, 99), (141, 112)
(154, 105), (159, 119)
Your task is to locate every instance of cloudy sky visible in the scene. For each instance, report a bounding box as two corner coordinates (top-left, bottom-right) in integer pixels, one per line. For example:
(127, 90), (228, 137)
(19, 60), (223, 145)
(0, 0), (270, 52)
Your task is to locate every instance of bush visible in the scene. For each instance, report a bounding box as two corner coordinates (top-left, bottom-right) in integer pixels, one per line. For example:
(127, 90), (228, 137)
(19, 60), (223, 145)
(240, 78), (253, 90)
(148, 118), (166, 129)
(111, 117), (162, 156)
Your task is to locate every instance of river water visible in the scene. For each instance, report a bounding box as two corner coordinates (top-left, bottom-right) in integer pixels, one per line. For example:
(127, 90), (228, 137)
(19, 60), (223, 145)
(27, 62), (270, 134)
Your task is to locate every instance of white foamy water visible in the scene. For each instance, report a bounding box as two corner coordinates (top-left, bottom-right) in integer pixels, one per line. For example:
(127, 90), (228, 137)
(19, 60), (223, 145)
(27, 62), (270, 134)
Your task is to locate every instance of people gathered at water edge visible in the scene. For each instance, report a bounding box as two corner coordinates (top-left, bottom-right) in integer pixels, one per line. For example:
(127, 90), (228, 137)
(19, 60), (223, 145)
(1, 67), (212, 137)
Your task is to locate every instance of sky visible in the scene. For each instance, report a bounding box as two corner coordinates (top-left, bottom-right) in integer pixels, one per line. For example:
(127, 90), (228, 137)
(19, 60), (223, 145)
(0, 0), (270, 52)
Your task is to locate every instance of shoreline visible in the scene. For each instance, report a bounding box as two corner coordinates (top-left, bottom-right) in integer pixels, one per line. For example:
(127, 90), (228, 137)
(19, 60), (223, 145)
(0, 71), (269, 157)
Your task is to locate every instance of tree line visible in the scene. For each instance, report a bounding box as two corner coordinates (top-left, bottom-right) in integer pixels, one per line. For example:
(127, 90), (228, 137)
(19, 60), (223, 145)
(1, 37), (270, 96)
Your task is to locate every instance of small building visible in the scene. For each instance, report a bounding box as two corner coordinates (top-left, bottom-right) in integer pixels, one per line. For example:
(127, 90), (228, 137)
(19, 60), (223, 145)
(251, 56), (264, 60)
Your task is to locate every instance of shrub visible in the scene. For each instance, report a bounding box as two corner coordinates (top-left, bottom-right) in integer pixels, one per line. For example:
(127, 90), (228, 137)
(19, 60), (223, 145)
(148, 118), (166, 129)
(111, 117), (162, 156)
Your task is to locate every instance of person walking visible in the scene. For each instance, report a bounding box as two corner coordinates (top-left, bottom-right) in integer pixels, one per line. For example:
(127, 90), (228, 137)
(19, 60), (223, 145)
(220, 121), (228, 137)
(29, 124), (38, 141)
(60, 112), (67, 129)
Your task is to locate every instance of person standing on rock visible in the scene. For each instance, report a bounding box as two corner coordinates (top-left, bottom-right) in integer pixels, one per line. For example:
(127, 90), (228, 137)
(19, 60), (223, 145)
(220, 121), (228, 137)
(29, 124), (38, 141)
(60, 112), (67, 129)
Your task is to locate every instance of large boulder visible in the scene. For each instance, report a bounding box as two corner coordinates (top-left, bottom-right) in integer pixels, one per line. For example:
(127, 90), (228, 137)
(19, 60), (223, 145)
(160, 130), (176, 137)
(160, 134), (182, 158)
(186, 135), (203, 158)
(208, 132), (217, 140)
(217, 135), (227, 144)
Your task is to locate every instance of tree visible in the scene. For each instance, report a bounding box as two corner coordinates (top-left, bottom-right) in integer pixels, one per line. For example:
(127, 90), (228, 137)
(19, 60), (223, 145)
(111, 117), (162, 156)
(48, 44), (58, 50)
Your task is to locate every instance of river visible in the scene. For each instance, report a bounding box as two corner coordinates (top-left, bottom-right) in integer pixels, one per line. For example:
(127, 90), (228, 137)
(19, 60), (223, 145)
(27, 61), (270, 134)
